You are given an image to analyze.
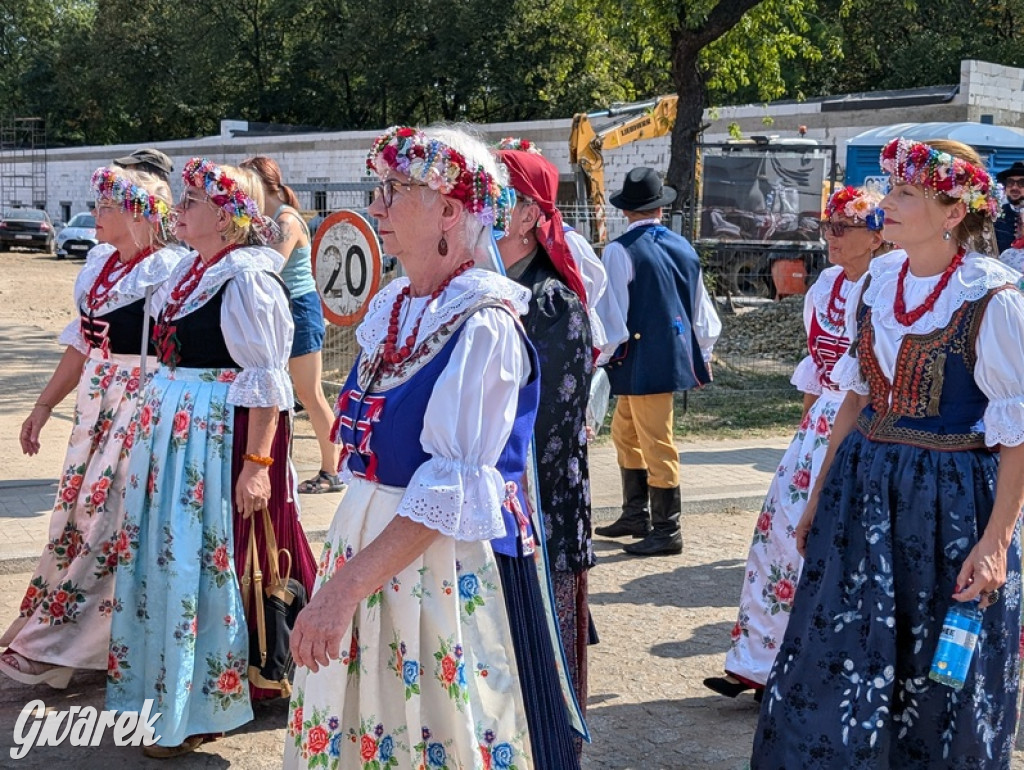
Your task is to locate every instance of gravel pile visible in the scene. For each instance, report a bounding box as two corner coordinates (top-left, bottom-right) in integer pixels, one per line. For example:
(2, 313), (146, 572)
(715, 295), (807, 363)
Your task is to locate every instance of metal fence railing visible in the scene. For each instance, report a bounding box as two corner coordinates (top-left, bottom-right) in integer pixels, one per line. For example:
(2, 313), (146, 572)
(307, 194), (817, 405)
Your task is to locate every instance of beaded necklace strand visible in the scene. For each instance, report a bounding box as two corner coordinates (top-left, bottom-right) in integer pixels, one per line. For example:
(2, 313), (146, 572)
(85, 245), (157, 312)
(160, 244), (237, 324)
(383, 260), (474, 364)
(893, 247), (966, 327)
(824, 273), (848, 328)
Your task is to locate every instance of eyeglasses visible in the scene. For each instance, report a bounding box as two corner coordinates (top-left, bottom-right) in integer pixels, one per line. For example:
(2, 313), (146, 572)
(373, 179), (424, 208)
(1004, 178), (1024, 188)
(822, 221), (869, 238)
(177, 192), (211, 211)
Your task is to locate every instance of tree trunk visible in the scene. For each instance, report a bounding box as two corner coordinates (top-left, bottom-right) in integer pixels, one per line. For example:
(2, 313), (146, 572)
(667, 31), (704, 216)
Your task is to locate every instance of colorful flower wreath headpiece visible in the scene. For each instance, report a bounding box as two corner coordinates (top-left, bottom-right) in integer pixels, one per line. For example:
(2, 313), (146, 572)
(181, 157), (278, 244)
(825, 185), (885, 230)
(367, 126), (507, 226)
(495, 137), (542, 154)
(879, 137), (1001, 221)
(90, 166), (171, 229)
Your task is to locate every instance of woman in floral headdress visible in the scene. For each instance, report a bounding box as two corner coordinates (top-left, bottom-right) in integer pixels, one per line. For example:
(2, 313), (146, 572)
(284, 126), (580, 770)
(0, 167), (186, 688)
(753, 139), (1024, 767)
(496, 137), (609, 351)
(106, 159), (311, 758)
(703, 185), (885, 704)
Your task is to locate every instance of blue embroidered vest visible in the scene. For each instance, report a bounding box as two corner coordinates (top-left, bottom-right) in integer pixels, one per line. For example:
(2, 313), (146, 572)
(854, 284), (1010, 450)
(333, 300), (540, 558)
(604, 224), (712, 395)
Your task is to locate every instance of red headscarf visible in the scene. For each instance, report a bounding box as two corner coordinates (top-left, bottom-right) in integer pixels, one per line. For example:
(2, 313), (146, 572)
(496, 150), (588, 305)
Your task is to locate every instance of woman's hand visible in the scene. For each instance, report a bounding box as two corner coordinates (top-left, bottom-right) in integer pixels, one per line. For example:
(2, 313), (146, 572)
(954, 534), (1009, 609)
(795, 492), (819, 558)
(20, 406), (51, 455)
(290, 578), (357, 672)
(235, 464), (271, 518)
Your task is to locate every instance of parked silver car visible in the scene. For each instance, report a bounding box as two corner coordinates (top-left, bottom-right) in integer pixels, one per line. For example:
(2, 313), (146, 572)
(56, 212), (98, 260)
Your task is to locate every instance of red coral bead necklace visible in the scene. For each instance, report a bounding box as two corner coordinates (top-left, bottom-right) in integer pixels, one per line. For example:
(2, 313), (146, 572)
(86, 245), (157, 311)
(824, 272), (848, 328)
(161, 244), (237, 322)
(383, 260), (474, 364)
(893, 246), (966, 326)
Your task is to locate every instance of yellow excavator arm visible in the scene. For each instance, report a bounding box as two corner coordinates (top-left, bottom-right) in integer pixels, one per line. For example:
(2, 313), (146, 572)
(569, 95), (678, 244)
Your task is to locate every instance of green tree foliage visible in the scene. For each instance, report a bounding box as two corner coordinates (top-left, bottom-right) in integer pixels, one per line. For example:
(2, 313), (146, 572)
(2, 0), (1024, 168)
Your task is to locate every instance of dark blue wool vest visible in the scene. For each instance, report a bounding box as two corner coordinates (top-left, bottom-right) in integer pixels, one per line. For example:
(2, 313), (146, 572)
(605, 224), (712, 395)
(334, 311), (540, 558)
(854, 287), (1010, 451)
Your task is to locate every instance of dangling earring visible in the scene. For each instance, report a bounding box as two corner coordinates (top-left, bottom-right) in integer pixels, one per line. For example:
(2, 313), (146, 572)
(438, 233), (448, 256)
(521, 237), (529, 245)
(942, 230), (951, 241)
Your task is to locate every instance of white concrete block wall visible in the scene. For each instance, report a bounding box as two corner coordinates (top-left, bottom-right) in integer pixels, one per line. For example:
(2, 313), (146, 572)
(7, 60), (1024, 226)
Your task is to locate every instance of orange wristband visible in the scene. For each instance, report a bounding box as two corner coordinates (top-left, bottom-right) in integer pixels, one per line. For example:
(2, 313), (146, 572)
(242, 453), (274, 467)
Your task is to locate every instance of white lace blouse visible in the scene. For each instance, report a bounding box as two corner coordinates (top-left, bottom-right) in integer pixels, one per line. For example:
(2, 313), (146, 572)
(58, 243), (189, 354)
(346, 269), (533, 542)
(151, 246), (295, 410)
(832, 250), (1024, 447)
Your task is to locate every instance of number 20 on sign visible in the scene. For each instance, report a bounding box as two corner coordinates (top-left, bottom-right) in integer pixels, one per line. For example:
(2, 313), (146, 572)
(311, 210), (383, 327)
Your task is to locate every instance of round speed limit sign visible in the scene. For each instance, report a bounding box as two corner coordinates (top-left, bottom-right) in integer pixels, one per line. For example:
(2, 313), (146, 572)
(311, 210), (382, 326)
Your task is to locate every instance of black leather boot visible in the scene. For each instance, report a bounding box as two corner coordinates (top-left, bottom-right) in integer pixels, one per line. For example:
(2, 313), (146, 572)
(594, 468), (652, 538)
(624, 485), (682, 556)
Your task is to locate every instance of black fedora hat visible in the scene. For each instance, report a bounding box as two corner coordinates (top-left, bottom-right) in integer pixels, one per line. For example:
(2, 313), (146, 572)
(609, 167), (676, 211)
(996, 161), (1024, 183)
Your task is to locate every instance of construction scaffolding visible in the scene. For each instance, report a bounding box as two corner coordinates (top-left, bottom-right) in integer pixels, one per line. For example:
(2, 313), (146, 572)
(0, 117), (47, 209)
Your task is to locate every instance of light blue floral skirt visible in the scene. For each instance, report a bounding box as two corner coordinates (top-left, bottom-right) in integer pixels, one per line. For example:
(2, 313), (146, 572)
(106, 365), (252, 747)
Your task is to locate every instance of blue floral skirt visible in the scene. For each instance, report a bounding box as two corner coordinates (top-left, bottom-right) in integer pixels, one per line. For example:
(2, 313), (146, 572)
(106, 366), (252, 747)
(752, 430), (1021, 769)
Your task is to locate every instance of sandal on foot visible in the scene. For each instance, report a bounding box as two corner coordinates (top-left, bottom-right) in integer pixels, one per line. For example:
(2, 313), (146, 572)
(142, 735), (207, 759)
(0, 651), (74, 689)
(298, 470), (345, 494)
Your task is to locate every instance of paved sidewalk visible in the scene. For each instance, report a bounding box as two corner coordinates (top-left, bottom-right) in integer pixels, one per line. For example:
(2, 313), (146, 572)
(0, 430), (788, 570)
(0, 318), (790, 568)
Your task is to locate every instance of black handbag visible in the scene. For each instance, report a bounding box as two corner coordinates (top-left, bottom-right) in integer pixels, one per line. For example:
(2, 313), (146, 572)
(240, 507), (307, 697)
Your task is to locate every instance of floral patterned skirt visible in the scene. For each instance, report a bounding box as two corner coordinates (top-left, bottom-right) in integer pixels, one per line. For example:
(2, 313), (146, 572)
(106, 365), (253, 747)
(1, 351), (151, 669)
(284, 476), (533, 770)
(752, 430), (1021, 769)
(725, 389), (842, 685)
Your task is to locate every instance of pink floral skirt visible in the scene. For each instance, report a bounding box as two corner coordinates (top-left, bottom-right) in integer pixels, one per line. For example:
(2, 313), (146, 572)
(1, 350), (152, 669)
(724, 388), (843, 685)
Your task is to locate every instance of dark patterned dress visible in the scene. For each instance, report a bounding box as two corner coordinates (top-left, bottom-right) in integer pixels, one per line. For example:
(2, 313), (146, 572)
(507, 247), (594, 735)
(752, 252), (1024, 769)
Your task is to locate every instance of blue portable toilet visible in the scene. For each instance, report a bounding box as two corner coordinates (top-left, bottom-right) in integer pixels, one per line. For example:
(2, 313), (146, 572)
(845, 122), (1024, 188)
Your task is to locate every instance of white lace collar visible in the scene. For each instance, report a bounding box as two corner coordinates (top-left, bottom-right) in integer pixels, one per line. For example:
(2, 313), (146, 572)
(167, 245), (284, 320)
(863, 249), (1018, 335)
(356, 268), (530, 355)
(73, 243), (190, 315)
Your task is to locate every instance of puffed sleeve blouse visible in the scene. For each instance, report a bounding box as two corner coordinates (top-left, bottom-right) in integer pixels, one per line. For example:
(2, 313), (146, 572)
(152, 245), (294, 410)
(832, 250), (1024, 447)
(58, 243), (189, 353)
(220, 269), (295, 410)
(350, 270), (533, 541)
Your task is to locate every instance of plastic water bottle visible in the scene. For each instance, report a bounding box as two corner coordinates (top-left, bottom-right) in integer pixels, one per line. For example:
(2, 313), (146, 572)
(929, 600), (983, 690)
